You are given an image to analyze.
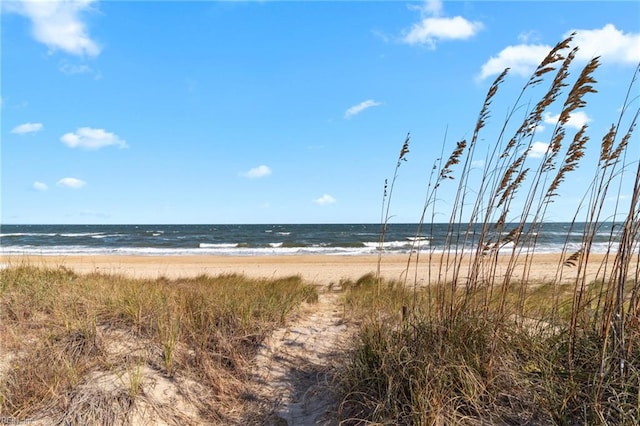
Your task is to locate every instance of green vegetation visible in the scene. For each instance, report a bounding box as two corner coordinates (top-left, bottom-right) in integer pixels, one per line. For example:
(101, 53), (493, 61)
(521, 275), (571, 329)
(338, 35), (639, 425)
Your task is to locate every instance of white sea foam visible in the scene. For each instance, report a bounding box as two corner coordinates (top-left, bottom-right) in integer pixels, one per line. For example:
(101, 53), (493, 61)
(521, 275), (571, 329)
(199, 243), (239, 249)
(0, 241), (624, 257)
(406, 237), (430, 245)
(364, 241), (404, 249)
(0, 243), (379, 256)
(0, 233), (58, 237)
(59, 232), (106, 237)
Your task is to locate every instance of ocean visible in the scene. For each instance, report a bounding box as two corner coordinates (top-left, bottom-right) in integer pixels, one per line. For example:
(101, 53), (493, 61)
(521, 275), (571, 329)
(0, 223), (625, 256)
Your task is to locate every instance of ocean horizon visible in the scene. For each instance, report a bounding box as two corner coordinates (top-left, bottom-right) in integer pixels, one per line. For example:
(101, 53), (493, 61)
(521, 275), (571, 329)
(0, 222), (625, 257)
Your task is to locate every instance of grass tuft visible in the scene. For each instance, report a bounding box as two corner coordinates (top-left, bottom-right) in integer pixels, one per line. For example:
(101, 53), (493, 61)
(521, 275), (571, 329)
(0, 266), (318, 423)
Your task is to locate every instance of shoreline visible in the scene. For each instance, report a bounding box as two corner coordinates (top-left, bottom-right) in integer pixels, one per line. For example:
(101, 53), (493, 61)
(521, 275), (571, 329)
(1, 253), (618, 285)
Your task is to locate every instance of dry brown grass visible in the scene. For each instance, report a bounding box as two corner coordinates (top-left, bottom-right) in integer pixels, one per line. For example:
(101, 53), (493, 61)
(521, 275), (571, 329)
(0, 265), (318, 424)
(337, 274), (639, 425)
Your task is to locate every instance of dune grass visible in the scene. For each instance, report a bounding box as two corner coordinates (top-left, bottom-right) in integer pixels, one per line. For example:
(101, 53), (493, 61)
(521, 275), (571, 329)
(338, 35), (639, 425)
(0, 265), (318, 424)
(338, 275), (639, 425)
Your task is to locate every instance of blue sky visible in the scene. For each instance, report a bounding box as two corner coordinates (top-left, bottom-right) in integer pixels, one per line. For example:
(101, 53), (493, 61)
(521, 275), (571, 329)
(1, 0), (639, 224)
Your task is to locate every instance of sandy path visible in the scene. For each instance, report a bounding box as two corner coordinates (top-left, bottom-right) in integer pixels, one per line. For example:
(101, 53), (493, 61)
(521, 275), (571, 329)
(247, 291), (349, 425)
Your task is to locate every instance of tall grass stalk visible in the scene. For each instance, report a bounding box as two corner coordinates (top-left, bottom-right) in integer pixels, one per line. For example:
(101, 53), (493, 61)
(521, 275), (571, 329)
(377, 133), (410, 297)
(339, 38), (639, 425)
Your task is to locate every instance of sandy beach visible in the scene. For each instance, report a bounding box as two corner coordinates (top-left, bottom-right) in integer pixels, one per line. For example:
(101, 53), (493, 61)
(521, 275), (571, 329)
(1, 252), (617, 285)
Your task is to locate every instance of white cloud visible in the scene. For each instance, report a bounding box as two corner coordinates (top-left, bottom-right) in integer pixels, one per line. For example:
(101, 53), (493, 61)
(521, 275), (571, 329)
(242, 165), (272, 179)
(344, 100), (382, 119)
(372, 29), (391, 44)
(471, 159), (485, 169)
(543, 111), (591, 130)
(7, 0), (100, 57)
(403, 16), (483, 47)
(409, 0), (443, 17)
(59, 63), (93, 75)
(478, 44), (552, 80)
(314, 194), (336, 205)
(518, 30), (542, 44)
(530, 141), (549, 158)
(33, 181), (48, 191)
(479, 24), (639, 81)
(402, 1), (482, 48)
(567, 24), (640, 64)
(60, 127), (128, 149)
(11, 122), (43, 134)
(606, 194), (630, 203)
(57, 177), (86, 189)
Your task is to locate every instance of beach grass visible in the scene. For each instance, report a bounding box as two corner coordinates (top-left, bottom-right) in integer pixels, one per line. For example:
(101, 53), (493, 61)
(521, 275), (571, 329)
(0, 265), (318, 424)
(337, 274), (639, 424)
(337, 36), (639, 425)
